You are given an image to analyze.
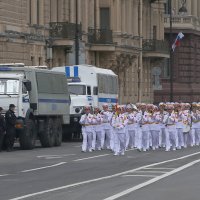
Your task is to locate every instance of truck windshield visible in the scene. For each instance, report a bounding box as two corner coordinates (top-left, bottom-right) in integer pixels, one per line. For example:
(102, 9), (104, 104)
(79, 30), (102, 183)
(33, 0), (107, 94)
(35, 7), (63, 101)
(0, 79), (19, 95)
(68, 85), (86, 95)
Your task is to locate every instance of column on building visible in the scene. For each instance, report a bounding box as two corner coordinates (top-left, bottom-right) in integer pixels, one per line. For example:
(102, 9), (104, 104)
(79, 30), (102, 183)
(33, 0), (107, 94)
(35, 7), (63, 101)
(95, 0), (100, 28)
(122, 0), (126, 33)
(192, 0), (197, 17)
(132, 0), (138, 36)
(127, 0), (132, 35)
(82, 0), (88, 33)
(70, 0), (75, 23)
(50, 0), (58, 22)
(116, 0), (121, 33)
(31, 0), (37, 24)
(186, 0), (192, 15)
(39, 0), (44, 25)
(197, 0), (200, 18)
(57, 0), (64, 22)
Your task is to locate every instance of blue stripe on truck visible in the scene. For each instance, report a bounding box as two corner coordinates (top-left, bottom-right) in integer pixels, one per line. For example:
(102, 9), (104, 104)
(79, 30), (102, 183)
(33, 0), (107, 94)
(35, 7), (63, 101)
(74, 66), (78, 77)
(38, 99), (70, 104)
(65, 66), (70, 77)
(98, 98), (118, 103)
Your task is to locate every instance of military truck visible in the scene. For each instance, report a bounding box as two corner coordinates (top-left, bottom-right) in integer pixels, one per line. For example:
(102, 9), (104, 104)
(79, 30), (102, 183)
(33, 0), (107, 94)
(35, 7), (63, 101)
(0, 63), (70, 149)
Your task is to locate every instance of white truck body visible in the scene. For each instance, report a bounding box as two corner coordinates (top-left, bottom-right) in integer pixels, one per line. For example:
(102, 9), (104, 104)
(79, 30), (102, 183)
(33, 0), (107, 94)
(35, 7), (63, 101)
(52, 64), (118, 140)
(0, 64), (70, 149)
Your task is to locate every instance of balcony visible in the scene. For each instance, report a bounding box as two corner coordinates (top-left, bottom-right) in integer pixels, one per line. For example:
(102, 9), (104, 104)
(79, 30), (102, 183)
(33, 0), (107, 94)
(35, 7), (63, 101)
(88, 28), (114, 51)
(49, 22), (82, 46)
(142, 39), (169, 58)
(164, 15), (200, 31)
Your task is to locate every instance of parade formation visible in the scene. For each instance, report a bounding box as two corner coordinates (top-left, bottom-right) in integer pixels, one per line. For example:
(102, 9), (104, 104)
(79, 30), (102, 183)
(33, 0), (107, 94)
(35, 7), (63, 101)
(79, 102), (200, 156)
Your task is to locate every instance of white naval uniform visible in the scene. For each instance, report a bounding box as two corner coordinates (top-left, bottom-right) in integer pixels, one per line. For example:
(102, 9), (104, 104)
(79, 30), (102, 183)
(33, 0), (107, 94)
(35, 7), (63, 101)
(176, 111), (184, 149)
(92, 113), (103, 150)
(163, 111), (178, 151)
(111, 113), (128, 155)
(191, 111), (200, 146)
(141, 111), (150, 151)
(101, 110), (113, 150)
(149, 112), (162, 150)
(182, 110), (193, 147)
(79, 113), (94, 152)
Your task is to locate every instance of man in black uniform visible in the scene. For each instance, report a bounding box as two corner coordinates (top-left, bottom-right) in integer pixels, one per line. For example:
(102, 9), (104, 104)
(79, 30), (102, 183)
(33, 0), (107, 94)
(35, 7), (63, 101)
(0, 107), (6, 151)
(5, 104), (17, 151)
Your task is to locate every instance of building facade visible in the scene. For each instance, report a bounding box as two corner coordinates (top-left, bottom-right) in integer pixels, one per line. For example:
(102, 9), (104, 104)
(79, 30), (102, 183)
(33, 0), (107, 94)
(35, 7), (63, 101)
(0, 0), (168, 104)
(155, 0), (200, 103)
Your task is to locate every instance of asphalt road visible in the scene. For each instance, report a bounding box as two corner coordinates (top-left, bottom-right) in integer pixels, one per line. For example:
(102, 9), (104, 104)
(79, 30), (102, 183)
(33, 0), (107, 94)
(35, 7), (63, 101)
(1, 142), (200, 200)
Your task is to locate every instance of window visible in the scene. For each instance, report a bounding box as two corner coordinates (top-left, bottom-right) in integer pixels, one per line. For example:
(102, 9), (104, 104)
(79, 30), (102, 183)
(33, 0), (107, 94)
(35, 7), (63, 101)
(100, 8), (110, 29)
(87, 86), (91, 95)
(0, 79), (19, 95)
(68, 85), (86, 95)
(93, 87), (98, 95)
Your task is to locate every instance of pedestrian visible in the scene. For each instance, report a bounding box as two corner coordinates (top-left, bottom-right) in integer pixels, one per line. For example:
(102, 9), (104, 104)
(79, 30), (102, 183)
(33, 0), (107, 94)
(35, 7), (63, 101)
(5, 104), (17, 151)
(0, 107), (6, 151)
(79, 106), (94, 152)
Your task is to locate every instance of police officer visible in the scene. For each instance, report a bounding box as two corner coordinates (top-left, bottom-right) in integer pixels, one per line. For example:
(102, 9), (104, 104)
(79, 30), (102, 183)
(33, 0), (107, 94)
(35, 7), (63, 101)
(5, 104), (17, 151)
(0, 107), (6, 151)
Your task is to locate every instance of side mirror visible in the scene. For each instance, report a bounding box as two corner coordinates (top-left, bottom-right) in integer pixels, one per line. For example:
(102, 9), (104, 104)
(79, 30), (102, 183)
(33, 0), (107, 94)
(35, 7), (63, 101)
(23, 80), (32, 91)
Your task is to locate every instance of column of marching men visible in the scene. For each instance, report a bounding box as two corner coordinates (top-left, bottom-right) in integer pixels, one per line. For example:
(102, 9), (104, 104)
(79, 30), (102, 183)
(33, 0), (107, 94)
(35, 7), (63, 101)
(79, 102), (200, 155)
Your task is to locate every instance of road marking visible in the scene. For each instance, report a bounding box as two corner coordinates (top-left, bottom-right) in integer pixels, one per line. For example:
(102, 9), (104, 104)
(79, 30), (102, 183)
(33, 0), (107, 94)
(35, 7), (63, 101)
(73, 154), (110, 162)
(9, 151), (200, 200)
(0, 174), (9, 177)
(122, 175), (157, 178)
(134, 170), (168, 173)
(145, 167), (175, 170)
(103, 159), (200, 200)
(37, 154), (75, 158)
(21, 162), (67, 173)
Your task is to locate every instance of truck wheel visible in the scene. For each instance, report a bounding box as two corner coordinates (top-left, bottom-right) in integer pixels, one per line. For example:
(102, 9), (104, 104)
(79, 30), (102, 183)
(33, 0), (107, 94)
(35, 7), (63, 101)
(40, 118), (55, 147)
(19, 119), (36, 150)
(54, 118), (62, 146)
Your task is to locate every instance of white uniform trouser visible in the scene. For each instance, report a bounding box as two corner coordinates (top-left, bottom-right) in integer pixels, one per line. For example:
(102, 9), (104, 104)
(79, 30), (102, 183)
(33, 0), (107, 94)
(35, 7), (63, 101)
(159, 124), (166, 147)
(185, 130), (195, 147)
(113, 128), (126, 155)
(176, 127), (184, 148)
(101, 123), (113, 150)
(165, 125), (178, 151)
(126, 124), (135, 149)
(136, 127), (142, 150)
(81, 127), (93, 152)
(150, 130), (160, 150)
(192, 128), (200, 145)
(141, 125), (150, 151)
(91, 126), (96, 150)
(95, 125), (103, 150)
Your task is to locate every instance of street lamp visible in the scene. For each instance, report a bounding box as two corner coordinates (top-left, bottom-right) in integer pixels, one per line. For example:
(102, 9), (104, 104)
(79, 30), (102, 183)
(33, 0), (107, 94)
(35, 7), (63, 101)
(169, 0), (173, 102)
(75, 0), (79, 65)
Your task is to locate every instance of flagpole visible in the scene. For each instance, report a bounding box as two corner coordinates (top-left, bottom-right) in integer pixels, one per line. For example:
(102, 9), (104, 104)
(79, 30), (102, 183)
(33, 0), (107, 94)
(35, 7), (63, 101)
(169, 0), (173, 102)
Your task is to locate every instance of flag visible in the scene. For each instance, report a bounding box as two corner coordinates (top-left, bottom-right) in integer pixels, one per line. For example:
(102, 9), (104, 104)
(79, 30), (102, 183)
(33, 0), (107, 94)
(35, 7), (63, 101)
(172, 32), (184, 52)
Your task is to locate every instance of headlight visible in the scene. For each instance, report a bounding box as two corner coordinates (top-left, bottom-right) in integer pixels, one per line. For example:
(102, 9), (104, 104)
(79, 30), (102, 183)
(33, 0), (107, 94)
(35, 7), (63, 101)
(75, 107), (80, 113)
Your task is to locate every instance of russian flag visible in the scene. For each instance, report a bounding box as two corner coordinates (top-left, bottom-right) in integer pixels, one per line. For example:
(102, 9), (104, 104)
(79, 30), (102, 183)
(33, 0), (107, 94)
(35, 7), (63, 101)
(172, 32), (184, 52)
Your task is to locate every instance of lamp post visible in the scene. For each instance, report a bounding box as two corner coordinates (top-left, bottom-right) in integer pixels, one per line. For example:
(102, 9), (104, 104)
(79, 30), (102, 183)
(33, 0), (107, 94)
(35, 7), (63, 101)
(169, 0), (173, 102)
(75, 0), (79, 65)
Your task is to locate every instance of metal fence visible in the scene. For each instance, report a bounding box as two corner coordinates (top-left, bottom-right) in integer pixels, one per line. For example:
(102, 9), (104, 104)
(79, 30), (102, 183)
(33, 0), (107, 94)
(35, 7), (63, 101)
(88, 28), (113, 44)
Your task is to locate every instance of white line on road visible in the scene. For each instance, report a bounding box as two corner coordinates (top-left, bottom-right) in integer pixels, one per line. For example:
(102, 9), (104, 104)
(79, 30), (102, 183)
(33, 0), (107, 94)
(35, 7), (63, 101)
(9, 151), (200, 200)
(103, 159), (200, 200)
(37, 154), (75, 158)
(21, 162), (67, 173)
(134, 170), (168, 173)
(145, 167), (175, 170)
(73, 154), (110, 162)
(122, 175), (157, 178)
(0, 174), (9, 177)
